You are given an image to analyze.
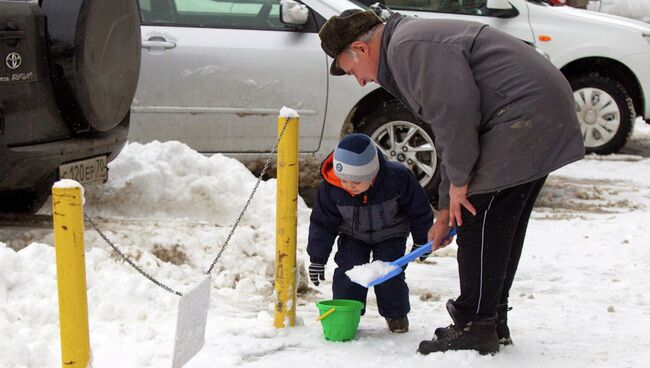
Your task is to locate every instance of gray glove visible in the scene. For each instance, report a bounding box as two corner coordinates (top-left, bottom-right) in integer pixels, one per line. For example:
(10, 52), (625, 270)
(411, 244), (431, 261)
(309, 263), (325, 286)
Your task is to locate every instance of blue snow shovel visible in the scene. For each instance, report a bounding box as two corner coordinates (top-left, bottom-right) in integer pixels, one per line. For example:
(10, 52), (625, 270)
(365, 228), (457, 288)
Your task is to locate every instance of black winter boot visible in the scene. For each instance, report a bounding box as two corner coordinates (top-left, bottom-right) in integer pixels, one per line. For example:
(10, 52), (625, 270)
(421, 299), (499, 355)
(435, 300), (513, 346)
(433, 299), (464, 340)
(418, 319), (499, 355)
(496, 303), (513, 345)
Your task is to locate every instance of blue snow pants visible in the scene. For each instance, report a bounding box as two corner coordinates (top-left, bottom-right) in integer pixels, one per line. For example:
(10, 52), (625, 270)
(332, 234), (410, 318)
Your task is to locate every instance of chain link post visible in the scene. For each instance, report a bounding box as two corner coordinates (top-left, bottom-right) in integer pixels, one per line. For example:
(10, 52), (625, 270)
(274, 114), (299, 328)
(52, 181), (91, 367)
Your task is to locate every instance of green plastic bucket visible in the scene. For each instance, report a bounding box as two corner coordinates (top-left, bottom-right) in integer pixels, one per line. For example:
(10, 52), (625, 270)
(316, 299), (364, 342)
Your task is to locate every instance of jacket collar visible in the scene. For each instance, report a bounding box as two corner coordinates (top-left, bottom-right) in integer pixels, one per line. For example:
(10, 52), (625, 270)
(377, 13), (405, 100)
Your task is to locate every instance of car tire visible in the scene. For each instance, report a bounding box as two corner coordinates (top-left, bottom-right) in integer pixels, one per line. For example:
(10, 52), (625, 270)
(41, 0), (141, 133)
(358, 100), (441, 207)
(569, 74), (636, 155)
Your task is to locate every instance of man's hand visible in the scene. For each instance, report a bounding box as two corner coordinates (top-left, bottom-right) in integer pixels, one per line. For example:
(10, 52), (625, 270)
(309, 263), (325, 286)
(428, 210), (455, 251)
(449, 183), (476, 227)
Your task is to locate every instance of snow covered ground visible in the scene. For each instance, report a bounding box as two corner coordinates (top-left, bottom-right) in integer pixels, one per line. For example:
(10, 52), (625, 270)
(1, 120), (649, 368)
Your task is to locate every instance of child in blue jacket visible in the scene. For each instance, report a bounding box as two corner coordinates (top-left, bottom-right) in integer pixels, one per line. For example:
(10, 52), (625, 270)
(307, 133), (433, 332)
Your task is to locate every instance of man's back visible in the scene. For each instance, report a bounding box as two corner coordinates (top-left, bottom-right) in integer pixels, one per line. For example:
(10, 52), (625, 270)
(378, 15), (584, 199)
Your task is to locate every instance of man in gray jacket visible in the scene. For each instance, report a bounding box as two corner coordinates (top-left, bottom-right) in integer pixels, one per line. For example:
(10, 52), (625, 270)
(319, 9), (584, 355)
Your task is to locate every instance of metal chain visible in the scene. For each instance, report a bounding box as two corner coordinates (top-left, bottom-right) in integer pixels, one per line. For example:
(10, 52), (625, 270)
(206, 117), (291, 274)
(85, 213), (184, 296)
(82, 117), (292, 295)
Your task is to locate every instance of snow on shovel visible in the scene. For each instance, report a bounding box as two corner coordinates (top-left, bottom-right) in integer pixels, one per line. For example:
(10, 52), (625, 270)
(346, 228), (457, 288)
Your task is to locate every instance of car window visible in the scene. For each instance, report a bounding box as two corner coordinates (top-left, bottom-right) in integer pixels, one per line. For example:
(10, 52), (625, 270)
(384, 0), (490, 16)
(138, 0), (318, 31)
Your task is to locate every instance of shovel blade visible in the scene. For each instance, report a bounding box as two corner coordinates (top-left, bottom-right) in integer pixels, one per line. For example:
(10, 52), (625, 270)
(365, 228), (457, 288)
(366, 267), (404, 288)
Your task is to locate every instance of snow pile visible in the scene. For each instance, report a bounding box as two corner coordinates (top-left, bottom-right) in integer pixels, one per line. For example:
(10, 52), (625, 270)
(34, 140), (313, 300)
(0, 241), (187, 366)
(84, 141), (298, 225)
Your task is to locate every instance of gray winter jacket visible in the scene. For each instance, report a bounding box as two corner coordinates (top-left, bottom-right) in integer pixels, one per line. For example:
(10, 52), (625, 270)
(377, 14), (584, 208)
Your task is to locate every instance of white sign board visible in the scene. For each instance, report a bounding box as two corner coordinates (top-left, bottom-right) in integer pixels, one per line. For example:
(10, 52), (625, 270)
(172, 276), (211, 368)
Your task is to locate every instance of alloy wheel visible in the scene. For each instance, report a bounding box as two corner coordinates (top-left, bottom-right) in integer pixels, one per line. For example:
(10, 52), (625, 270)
(370, 120), (437, 188)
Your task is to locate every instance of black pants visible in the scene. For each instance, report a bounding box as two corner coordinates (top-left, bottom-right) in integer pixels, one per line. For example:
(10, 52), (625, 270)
(452, 176), (547, 321)
(332, 235), (410, 318)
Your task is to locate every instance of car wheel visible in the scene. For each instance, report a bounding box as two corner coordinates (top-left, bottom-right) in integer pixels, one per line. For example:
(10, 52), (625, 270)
(569, 74), (635, 155)
(358, 100), (441, 206)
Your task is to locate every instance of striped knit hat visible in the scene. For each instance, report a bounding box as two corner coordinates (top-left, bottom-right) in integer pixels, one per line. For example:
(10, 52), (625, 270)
(333, 133), (379, 182)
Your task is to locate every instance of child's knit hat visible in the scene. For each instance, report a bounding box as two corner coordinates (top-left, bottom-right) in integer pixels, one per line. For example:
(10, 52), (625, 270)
(333, 133), (379, 182)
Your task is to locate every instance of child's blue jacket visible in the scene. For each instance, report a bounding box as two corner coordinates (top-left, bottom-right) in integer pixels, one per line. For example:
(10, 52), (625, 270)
(307, 150), (434, 264)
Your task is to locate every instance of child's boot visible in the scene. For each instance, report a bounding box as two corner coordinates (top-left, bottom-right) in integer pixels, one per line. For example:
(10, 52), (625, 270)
(386, 316), (409, 333)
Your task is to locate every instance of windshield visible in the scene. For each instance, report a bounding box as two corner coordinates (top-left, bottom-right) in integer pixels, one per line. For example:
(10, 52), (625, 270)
(527, 0), (563, 6)
(347, 0), (371, 9)
(381, 0), (489, 15)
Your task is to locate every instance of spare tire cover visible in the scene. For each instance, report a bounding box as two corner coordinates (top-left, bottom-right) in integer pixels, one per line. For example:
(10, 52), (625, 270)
(41, 0), (141, 132)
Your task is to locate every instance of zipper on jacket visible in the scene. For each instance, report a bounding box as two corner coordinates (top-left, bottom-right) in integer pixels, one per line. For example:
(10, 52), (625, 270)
(367, 197), (373, 244)
(353, 201), (360, 236)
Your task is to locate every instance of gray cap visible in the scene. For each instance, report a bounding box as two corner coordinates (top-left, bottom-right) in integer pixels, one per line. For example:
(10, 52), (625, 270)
(318, 9), (382, 76)
(333, 133), (380, 182)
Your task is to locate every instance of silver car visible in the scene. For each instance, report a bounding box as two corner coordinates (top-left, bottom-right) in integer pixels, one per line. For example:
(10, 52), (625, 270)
(131, 0), (440, 201)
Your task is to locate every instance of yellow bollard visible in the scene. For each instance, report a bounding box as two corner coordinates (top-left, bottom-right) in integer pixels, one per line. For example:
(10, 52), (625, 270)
(274, 112), (299, 328)
(52, 181), (91, 367)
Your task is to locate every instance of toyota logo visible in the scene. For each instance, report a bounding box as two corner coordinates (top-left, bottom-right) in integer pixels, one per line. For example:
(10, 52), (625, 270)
(6, 52), (21, 70)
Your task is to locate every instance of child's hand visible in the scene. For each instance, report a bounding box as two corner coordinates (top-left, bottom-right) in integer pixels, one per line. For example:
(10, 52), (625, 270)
(309, 263), (326, 286)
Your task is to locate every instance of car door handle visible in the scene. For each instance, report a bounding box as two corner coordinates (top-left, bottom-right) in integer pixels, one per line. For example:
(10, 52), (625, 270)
(142, 38), (176, 51)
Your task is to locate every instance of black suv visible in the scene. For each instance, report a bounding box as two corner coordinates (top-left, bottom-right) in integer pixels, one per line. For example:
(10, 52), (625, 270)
(0, 0), (140, 213)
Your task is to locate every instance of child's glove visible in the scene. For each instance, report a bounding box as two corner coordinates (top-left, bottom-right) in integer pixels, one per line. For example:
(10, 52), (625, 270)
(309, 263), (325, 286)
(411, 244), (431, 261)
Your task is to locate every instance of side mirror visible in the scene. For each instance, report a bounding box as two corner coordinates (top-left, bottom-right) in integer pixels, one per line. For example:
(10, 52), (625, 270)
(485, 0), (518, 18)
(280, 0), (309, 26)
(370, 2), (395, 21)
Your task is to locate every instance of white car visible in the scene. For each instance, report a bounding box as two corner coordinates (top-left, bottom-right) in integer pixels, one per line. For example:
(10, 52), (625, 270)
(586, 0), (650, 23)
(130, 0), (650, 204)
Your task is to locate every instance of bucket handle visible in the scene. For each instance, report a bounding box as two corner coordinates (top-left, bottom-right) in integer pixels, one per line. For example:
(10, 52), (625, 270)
(315, 307), (336, 321)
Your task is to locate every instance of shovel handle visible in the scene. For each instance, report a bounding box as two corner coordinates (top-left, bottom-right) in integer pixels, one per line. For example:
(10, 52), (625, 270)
(316, 307), (336, 321)
(392, 227), (457, 268)
(365, 228), (457, 288)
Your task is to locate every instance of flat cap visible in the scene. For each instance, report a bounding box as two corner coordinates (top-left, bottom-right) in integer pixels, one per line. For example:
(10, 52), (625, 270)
(319, 9), (382, 76)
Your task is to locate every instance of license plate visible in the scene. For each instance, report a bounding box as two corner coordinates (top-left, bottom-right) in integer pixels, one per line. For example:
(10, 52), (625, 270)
(59, 156), (108, 185)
